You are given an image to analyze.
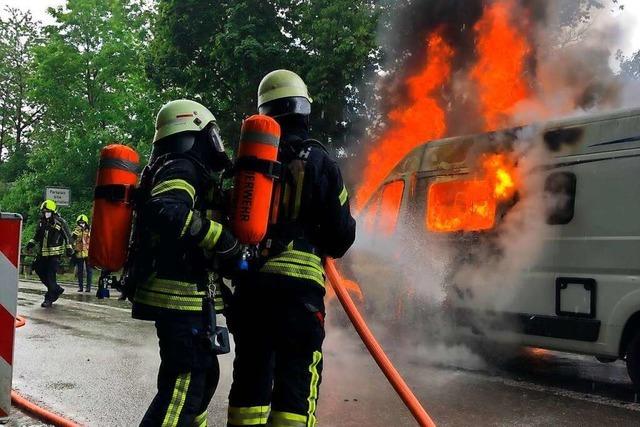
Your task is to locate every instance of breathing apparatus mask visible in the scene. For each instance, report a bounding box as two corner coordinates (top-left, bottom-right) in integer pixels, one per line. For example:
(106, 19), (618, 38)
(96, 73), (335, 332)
(151, 123), (231, 173)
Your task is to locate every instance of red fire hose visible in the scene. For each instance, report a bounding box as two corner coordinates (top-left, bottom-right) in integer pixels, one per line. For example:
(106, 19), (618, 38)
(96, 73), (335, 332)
(325, 258), (437, 427)
(12, 316), (82, 427)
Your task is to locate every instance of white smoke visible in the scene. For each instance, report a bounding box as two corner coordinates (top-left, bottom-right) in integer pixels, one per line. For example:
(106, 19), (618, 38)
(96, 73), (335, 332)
(331, 0), (640, 378)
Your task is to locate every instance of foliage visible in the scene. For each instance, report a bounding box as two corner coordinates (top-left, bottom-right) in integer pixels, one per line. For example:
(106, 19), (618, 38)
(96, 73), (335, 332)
(0, 8), (43, 180)
(0, 0), (159, 240)
(147, 0), (379, 148)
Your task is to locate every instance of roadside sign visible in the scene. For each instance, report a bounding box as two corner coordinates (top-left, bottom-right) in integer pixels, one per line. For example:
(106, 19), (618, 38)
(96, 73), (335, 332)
(0, 213), (21, 418)
(45, 187), (71, 207)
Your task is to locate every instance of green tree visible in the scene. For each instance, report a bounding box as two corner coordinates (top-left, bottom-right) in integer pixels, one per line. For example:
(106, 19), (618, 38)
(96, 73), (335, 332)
(147, 0), (379, 149)
(1, 0), (158, 235)
(0, 7), (43, 181)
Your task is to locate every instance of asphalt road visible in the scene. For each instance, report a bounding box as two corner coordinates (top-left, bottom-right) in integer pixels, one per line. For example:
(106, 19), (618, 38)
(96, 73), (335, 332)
(11, 280), (640, 426)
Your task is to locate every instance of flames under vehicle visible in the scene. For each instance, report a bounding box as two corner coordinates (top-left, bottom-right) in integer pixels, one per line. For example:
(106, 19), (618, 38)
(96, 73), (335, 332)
(361, 107), (640, 388)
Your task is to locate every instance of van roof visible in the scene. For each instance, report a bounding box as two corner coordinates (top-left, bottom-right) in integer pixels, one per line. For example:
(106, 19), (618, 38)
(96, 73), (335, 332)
(383, 106), (640, 181)
(424, 106), (640, 150)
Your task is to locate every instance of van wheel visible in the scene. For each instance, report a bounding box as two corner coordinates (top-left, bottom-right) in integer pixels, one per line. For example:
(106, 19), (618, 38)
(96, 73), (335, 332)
(626, 331), (640, 390)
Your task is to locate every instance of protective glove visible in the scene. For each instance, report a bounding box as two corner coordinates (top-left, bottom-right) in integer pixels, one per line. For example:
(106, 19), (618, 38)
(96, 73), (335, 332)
(66, 247), (75, 257)
(25, 241), (35, 252)
(215, 230), (243, 279)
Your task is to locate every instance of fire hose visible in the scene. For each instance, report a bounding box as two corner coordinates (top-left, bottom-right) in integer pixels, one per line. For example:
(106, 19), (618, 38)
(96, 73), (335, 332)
(325, 258), (437, 427)
(12, 316), (81, 427)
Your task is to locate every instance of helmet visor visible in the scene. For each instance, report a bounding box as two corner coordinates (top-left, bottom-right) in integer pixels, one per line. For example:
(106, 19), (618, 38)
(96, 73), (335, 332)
(259, 97), (311, 118)
(208, 123), (225, 153)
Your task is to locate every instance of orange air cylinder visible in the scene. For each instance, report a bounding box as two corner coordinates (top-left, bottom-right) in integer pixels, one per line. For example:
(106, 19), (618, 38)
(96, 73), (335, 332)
(89, 144), (140, 272)
(232, 115), (281, 245)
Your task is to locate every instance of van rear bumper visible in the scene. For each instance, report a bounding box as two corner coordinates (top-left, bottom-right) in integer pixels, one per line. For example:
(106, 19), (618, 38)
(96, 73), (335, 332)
(453, 308), (601, 342)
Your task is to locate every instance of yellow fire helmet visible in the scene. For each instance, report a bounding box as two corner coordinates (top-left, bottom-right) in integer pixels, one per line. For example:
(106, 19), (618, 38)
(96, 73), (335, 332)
(153, 99), (218, 143)
(40, 199), (58, 213)
(257, 70), (312, 118)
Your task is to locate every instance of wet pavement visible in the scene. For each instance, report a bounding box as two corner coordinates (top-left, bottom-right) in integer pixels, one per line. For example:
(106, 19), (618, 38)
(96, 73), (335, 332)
(12, 280), (640, 426)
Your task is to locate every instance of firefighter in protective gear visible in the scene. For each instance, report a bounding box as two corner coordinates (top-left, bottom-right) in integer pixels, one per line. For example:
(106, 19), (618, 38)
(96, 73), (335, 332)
(227, 70), (356, 427)
(26, 200), (74, 308)
(72, 214), (92, 292)
(131, 99), (240, 427)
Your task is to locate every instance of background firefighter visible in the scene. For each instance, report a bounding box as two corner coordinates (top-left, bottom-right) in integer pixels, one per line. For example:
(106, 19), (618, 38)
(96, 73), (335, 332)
(72, 214), (92, 292)
(226, 70), (356, 427)
(25, 199), (74, 308)
(129, 99), (240, 427)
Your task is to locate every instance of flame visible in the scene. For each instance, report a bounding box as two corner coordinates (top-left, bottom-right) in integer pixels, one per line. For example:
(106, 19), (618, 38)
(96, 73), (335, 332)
(471, 0), (531, 131)
(326, 278), (365, 303)
(427, 180), (497, 232)
(355, 32), (453, 209)
(482, 153), (518, 200)
(427, 153), (517, 233)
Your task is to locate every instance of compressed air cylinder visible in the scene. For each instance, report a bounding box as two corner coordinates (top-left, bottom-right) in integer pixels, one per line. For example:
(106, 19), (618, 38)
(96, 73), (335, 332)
(89, 144), (140, 271)
(232, 115), (281, 245)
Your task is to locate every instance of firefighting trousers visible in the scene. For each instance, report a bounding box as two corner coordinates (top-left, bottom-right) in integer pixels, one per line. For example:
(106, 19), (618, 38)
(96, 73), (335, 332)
(76, 257), (93, 290)
(140, 315), (220, 427)
(33, 256), (62, 302)
(227, 276), (325, 427)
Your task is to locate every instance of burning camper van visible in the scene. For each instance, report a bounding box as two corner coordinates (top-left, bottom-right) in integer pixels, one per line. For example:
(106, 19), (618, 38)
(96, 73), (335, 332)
(360, 107), (640, 388)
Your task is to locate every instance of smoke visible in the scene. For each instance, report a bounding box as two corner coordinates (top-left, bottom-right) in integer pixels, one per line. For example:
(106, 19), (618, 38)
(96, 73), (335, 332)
(449, 128), (554, 311)
(374, 0), (629, 136)
(330, 0), (639, 394)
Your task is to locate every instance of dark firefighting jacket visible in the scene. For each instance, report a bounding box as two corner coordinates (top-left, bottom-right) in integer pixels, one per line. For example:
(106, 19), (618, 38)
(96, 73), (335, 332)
(131, 153), (230, 320)
(258, 131), (356, 289)
(30, 214), (73, 257)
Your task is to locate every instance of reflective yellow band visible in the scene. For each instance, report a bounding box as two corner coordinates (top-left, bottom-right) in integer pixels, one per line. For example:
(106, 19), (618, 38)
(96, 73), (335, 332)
(140, 278), (206, 296)
(228, 406), (270, 426)
(162, 372), (191, 427)
(260, 262), (325, 288)
(268, 255), (323, 272)
(307, 351), (322, 427)
(180, 211), (194, 238)
(199, 221), (222, 250)
(151, 179), (196, 206)
(135, 289), (204, 312)
(195, 410), (208, 427)
(268, 249), (321, 266)
(42, 245), (64, 256)
(269, 411), (307, 427)
(339, 185), (348, 206)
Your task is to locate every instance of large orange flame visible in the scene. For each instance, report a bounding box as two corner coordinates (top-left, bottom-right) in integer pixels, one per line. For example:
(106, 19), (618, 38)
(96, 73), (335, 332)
(471, 0), (531, 131)
(355, 32), (453, 209)
(426, 153), (517, 233)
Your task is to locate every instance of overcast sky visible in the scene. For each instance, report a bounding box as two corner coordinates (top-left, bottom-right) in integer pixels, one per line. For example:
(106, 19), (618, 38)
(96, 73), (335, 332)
(1, 0), (640, 56)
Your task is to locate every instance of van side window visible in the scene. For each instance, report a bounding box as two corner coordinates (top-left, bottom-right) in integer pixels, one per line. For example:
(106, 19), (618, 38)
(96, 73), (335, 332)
(545, 172), (577, 225)
(378, 180), (405, 236)
(362, 191), (382, 233)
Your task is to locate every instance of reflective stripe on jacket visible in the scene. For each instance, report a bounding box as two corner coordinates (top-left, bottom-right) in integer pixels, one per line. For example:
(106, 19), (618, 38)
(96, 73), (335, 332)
(135, 277), (206, 312)
(31, 216), (73, 257)
(260, 247), (325, 288)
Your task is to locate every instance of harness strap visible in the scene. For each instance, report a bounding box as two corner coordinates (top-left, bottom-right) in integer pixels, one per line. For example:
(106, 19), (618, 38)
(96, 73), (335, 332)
(94, 184), (136, 204)
(234, 156), (282, 180)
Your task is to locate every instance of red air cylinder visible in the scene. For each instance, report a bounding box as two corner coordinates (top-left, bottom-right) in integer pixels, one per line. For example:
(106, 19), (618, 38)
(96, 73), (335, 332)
(89, 144), (140, 271)
(232, 115), (281, 245)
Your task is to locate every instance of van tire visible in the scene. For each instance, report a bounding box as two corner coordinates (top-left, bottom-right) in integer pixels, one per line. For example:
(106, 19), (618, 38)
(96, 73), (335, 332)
(626, 331), (640, 390)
